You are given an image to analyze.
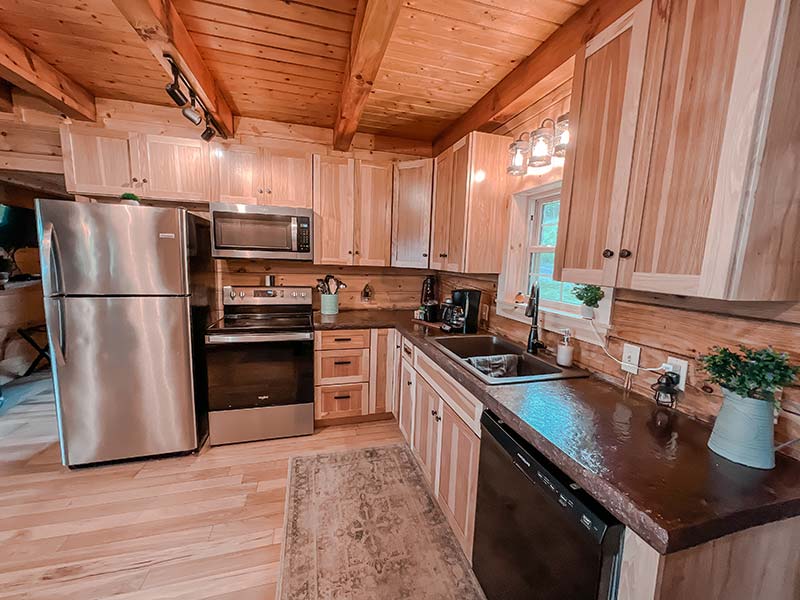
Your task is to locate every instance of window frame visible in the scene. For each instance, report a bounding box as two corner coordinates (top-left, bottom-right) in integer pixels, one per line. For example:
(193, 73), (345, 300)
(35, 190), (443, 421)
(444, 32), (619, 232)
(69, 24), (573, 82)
(497, 181), (612, 345)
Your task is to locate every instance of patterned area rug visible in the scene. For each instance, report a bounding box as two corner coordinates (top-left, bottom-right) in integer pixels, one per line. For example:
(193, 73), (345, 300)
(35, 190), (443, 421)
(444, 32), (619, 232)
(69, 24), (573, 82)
(278, 444), (486, 600)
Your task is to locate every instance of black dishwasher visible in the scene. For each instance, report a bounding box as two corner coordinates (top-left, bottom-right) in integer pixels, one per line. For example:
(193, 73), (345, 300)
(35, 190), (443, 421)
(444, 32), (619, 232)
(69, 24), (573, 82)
(472, 411), (623, 600)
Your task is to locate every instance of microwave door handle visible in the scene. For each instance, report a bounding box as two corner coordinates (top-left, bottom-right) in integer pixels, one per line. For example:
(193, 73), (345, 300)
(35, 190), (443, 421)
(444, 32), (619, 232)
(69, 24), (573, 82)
(291, 218), (298, 252)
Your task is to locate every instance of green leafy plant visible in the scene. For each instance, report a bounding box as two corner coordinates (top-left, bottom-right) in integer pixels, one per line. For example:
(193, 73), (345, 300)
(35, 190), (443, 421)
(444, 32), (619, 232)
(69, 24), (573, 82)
(571, 284), (604, 308)
(699, 345), (798, 406)
(120, 192), (141, 201)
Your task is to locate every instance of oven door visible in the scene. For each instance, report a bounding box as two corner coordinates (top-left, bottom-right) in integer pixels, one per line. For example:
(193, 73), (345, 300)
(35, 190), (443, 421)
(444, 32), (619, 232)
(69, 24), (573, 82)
(210, 203), (312, 260)
(205, 332), (314, 411)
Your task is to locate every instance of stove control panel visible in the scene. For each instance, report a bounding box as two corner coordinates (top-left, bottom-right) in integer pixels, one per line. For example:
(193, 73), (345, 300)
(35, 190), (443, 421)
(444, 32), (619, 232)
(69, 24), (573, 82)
(223, 286), (312, 306)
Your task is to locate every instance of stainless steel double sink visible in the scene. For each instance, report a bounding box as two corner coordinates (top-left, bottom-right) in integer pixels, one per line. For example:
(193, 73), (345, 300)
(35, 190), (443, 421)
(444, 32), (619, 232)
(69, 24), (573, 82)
(431, 335), (587, 385)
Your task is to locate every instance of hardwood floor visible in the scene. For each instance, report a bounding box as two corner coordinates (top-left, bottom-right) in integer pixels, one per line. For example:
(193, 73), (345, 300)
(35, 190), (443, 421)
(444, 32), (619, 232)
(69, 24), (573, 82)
(0, 385), (402, 599)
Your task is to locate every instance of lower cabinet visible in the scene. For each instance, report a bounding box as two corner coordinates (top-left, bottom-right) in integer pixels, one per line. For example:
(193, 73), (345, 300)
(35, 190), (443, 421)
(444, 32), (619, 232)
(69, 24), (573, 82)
(396, 338), (481, 560)
(315, 383), (368, 420)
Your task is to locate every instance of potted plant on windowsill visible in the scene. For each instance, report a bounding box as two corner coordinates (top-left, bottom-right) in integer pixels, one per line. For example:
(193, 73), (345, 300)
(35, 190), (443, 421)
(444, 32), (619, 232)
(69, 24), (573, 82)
(572, 284), (604, 319)
(700, 345), (799, 469)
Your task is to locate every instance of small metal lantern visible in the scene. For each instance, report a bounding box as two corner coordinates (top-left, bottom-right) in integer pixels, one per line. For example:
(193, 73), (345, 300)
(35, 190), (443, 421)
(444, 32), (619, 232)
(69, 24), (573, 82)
(553, 113), (569, 163)
(507, 133), (530, 176)
(528, 119), (555, 169)
(651, 371), (680, 408)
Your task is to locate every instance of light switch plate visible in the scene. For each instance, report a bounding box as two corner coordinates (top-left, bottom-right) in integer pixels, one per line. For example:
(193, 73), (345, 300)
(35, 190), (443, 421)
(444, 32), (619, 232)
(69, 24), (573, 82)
(621, 344), (640, 375)
(667, 357), (689, 391)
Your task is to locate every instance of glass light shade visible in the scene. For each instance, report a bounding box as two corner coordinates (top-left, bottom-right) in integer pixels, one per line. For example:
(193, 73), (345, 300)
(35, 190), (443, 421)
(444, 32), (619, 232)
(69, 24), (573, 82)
(507, 138), (529, 176)
(554, 113), (569, 158)
(528, 127), (553, 168)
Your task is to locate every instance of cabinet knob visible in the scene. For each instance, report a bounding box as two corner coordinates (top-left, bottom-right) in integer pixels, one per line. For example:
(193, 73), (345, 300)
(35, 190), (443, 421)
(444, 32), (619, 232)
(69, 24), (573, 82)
(443, 253), (448, 258)
(258, 188), (264, 194)
(132, 177), (138, 183)
(619, 249), (632, 259)
(354, 250), (360, 255)
(434, 415), (442, 422)
(602, 249), (615, 259)
(422, 253), (428, 258)
(348, 250), (353, 255)
(431, 409), (436, 416)
(407, 381), (412, 386)
(142, 178), (148, 184)
(266, 187), (272, 194)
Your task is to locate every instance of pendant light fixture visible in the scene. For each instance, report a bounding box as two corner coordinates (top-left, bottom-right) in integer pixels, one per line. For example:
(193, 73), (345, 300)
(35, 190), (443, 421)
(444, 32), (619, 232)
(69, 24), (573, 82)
(553, 113), (570, 161)
(528, 118), (555, 169)
(507, 132), (530, 176)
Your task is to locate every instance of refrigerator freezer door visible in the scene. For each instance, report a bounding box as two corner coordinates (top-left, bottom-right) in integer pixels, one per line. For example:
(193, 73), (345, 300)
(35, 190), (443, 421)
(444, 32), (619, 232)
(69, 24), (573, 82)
(36, 199), (188, 297)
(46, 295), (197, 466)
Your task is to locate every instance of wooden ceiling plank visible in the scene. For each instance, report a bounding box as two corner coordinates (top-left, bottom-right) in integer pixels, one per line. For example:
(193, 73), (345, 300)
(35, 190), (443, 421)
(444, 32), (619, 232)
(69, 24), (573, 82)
(0, 81), (12, 113)
(0, 27), (95, 121)
(196, 0), (355, 32)
(469, 0), (589, 24)
(433, 0), (639, 153)
(199, 48), (343, 83)
(332, 0), (403, 151)
(208, 65), (342, 94)
(111, 0), (235, 137)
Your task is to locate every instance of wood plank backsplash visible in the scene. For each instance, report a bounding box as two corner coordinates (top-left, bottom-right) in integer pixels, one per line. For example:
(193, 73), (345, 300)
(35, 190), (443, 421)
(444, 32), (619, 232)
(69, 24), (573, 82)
(440, 273), (800, 460)
(214, 259), (431, 316)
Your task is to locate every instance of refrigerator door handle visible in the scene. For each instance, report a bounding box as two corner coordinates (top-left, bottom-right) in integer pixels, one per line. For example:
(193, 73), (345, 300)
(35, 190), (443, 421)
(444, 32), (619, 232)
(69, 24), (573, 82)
(40, 222), (64, 297)
(44, 297), (67, 366)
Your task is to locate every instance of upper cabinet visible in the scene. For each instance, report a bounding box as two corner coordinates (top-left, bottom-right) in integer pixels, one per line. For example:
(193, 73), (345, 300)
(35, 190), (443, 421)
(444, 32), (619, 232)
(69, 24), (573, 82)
(430, 132), (511, 274)
(211, 143), (312, 207)
(60, 125), (141, 197)
(392, 158), (433, 269)
(556, 0), (800, 300)
(354, 160), (393, 266)
(138, 135), (210, 203)
(554, 1), (651, 288)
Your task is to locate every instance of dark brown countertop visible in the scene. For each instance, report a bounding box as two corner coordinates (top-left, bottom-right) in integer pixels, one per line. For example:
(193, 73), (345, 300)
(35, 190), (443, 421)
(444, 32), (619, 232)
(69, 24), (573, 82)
(314, 309), (800, 554)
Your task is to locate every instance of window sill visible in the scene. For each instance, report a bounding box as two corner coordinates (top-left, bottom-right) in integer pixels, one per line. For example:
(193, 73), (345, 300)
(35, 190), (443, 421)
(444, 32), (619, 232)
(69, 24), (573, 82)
(496, 300), (609, 347)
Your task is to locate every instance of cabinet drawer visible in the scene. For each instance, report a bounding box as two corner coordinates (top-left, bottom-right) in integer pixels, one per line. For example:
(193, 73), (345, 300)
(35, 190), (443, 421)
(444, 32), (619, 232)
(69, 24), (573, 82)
(400, 336), (415, 362)
(315, 348), (370, 385)
(315, 329), (371, 350)
(414, 349), (482, 435)
(315, 383), (368, 420)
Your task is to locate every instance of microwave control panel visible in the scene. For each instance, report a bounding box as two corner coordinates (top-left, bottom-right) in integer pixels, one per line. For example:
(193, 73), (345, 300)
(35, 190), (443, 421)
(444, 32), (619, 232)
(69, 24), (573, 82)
(297, 218), (311, 253)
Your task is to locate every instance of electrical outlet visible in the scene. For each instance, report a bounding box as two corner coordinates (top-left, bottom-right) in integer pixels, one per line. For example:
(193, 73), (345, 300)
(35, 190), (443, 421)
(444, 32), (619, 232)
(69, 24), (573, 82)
(480, 303), (489, 321)
(621, 344), (640, 375)
(667, 357), (689, 391)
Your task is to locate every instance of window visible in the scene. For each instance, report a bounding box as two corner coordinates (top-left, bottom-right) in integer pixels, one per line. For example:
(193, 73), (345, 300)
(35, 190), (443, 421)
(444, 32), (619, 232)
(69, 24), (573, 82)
(526, 197), (581, 311)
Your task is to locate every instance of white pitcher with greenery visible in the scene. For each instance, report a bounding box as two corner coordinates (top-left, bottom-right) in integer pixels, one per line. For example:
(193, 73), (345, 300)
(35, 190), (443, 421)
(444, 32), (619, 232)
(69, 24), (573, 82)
(700, 346), (798, 469)
(572, 284), (604, 319)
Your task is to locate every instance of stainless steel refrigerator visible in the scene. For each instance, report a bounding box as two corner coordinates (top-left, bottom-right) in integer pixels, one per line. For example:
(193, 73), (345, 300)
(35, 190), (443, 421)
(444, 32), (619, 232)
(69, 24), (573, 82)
(36, 199), (211, 467)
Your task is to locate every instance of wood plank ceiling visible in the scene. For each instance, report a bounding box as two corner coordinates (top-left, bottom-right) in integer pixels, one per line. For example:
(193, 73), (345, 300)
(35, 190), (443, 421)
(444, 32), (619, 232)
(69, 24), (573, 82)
(0, 0), (588, 141)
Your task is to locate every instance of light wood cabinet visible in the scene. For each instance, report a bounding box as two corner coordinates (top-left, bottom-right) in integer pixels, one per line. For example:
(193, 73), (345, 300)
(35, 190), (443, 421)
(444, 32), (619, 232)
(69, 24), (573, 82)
(354, 160), (393, 266)
(557, 0), (800, 300)
(315, 383), (368, 420)
(430, 131), (511, 273)
(314, 348), (370, 386)
(315, 329), (371, 351)
(369, 329), (396, 415)
(398, 358), (416, 445)
(313, 155), (393, 266)
(554, 1), (651, 287)
(211, 144), (312, 207)
(437, 402), (480, 558)
(60, 125), (141, 196)
(138, 134), (210, 202)
(313, 154), (355, 265)
(413, 376), (442, 485)
(392, 158), (433, 268)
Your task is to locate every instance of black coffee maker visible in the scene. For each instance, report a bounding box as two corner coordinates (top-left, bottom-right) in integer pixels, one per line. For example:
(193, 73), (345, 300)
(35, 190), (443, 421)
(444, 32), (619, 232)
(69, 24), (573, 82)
(441, 289), (482, 333)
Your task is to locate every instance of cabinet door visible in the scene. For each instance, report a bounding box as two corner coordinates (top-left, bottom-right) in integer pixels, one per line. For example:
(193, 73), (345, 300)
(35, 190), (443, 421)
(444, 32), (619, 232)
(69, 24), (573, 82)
(139, 135), (210, 202)
(354, 160), (393, 266)
(413, 376), (441, 485)
(446, 137), (470, 272)
(430, 150), (453, 270)
(313, 154), (355, 265)
(398, 359), (416, 445)
(391, 332), (402, 417)
(369, 329), (395, 415)
(60, 125), (140, 196)
(264, 148), (313, 208)
(210, 143), (262, 204)
(618, 0), (748, 296)
(437, 402), (480, 558)
(315, 383), (368, 420)
(392, 159), (433, 268)
(554, 2), (651, 286)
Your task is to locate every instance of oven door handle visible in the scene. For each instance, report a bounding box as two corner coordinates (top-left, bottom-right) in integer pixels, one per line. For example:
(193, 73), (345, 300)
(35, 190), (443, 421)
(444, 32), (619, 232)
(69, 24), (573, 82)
(205, 332), (313, 344)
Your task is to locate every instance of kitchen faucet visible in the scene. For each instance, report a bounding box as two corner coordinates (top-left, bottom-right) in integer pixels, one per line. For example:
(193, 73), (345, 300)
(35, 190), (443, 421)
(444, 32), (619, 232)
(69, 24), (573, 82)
(525, 282), (547, 355)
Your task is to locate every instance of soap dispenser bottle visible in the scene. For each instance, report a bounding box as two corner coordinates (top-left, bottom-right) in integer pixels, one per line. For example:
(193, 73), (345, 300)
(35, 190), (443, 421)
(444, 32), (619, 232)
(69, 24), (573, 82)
(556, 329), (574, 367)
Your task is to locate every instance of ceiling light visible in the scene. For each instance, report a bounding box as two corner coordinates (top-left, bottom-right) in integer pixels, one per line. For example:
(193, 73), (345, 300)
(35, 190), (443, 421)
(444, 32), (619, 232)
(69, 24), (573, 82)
(528, 119), (555, 169)
(507, 133), (530, 176)
(181, 92), (202, 126)
(165, 63), (188, 107)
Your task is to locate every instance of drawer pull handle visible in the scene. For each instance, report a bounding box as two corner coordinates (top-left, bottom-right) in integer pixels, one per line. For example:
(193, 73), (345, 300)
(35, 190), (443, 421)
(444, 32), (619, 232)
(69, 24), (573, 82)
(404, 347), (412, 355)
(333, 360), (352, 366)
(334, 337), (352, 342)
(334, 394), (351, 400)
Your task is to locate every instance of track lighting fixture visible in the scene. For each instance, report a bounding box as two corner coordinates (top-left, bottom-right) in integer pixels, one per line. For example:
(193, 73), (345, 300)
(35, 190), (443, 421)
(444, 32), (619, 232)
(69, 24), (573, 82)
(165, 63), (188, 107)
(201, 113), (217, 142)
(181, 92), (203, 126)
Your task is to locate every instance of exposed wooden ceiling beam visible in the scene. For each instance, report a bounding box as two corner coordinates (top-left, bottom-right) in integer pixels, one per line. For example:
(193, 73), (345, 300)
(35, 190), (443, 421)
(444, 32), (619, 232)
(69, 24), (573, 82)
(0, 81), (12, 113)
(433, 0), (639, 154)
(0, 29), (95, 121)
(333, 0), (403, 151)
(112, 0), (234, 138)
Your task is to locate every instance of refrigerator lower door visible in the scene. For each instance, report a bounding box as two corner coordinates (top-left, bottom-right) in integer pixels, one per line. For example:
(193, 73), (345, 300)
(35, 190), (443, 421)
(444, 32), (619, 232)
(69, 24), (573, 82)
(45, 295), (197, 466)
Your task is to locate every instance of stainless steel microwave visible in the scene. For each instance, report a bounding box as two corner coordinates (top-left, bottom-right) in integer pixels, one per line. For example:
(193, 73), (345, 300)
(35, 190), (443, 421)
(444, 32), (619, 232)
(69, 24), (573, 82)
(209, 203), (313, 260)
